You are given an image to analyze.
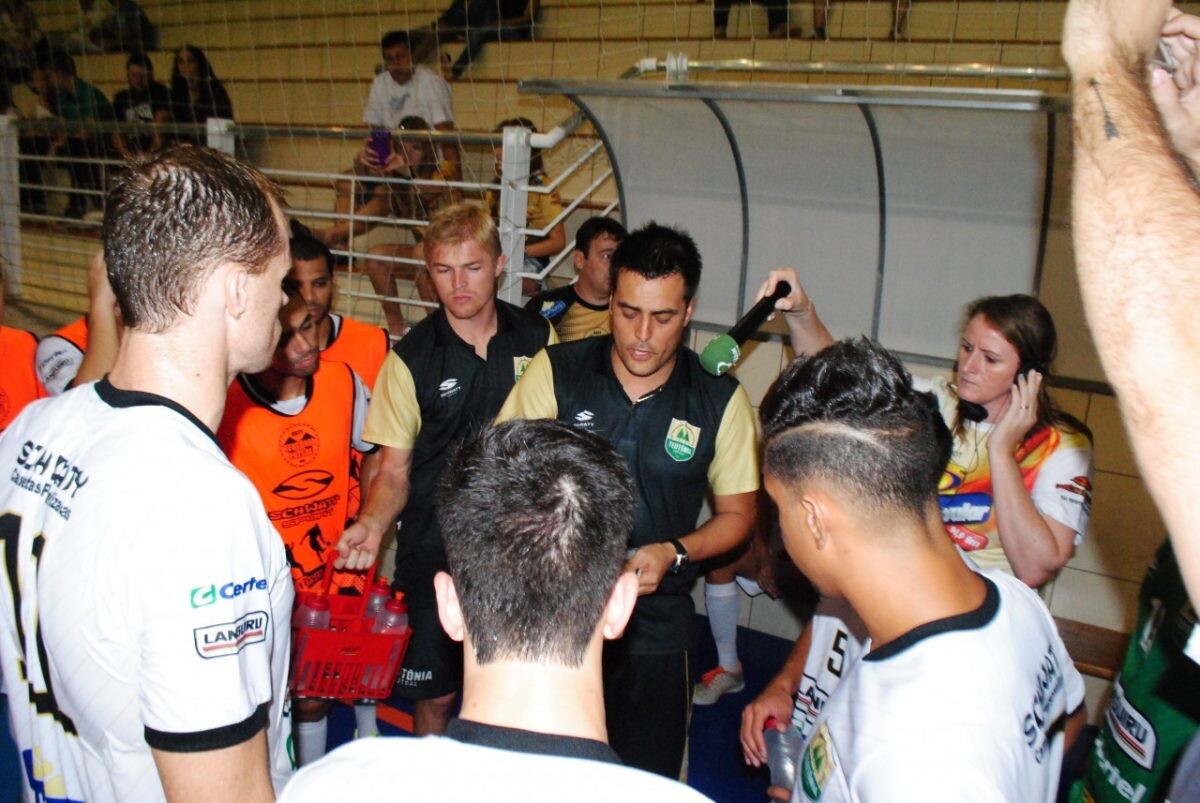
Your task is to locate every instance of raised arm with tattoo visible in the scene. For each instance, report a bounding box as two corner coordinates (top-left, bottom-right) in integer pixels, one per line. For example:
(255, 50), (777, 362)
(1064, 0), (1200, 604)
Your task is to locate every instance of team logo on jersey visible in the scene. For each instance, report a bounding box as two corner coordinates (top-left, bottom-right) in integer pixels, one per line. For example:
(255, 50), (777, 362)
(279, 424), (320, 467)
(664, 418), (700, 462)
(513, 356), (532, 381)
(540, 300), (567, 319)
(574, 410), (595, 428)
(273, 469), (336, 500)
(193, 611), (269, 659)
(1105, 679), (1157, 770)
(799, 723), (836, 801)
(439, 378), (462, 398)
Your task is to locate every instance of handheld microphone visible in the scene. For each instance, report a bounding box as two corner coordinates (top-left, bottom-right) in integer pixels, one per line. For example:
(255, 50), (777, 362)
(699, 281), (792, 376)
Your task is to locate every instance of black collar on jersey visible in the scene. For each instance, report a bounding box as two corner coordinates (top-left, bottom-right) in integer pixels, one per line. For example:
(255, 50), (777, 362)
(590, 333), (694, 403)
(446, 718), (621, 765)
(569, 285), (611, 312)
(864, 574), (999, 662)
(430, 299), (519, 351)
(236, 372), (313, 416)
(94, 376), (219, 447)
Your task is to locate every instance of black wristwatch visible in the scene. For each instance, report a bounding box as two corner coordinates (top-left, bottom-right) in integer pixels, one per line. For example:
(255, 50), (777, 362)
(666, 538), (689, 575)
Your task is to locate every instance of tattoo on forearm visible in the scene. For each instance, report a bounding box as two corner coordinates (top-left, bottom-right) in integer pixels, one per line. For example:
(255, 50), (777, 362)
(1090, 79), (1120, 140)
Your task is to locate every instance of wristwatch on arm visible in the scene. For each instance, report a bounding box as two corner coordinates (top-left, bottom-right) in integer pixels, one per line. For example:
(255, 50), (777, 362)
(666, 538), (689, 575)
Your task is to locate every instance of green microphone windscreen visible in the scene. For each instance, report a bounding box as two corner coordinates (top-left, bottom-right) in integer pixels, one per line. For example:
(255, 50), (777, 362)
(700, 333), (741, 376)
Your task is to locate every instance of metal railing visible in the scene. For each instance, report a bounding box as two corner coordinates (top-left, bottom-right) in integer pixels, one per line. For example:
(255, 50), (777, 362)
(1, 114), (617, 326)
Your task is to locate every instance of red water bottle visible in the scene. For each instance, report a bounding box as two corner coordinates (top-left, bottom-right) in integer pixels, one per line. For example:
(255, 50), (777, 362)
(293, 594), (331, 630)
(372, 596), (409, 634)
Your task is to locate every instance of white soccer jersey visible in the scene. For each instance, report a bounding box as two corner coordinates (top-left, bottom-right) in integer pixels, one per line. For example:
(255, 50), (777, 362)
(790, 598), (868, 743)
(0, 380), (294, 802)
(793, 571), (1085, 803)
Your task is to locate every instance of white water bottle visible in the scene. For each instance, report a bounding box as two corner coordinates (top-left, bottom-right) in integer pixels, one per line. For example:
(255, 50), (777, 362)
(372, 597), (409, 635)
(365, 579), (392, 617)
(293, 594), (331, 631)
(763, 716), (803, 790)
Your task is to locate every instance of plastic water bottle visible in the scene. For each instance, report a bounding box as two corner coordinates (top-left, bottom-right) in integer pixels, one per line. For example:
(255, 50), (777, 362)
(365, 579), (392, 617)
(293, 594), (331, 631)
(372, 597), (409, 635)
(763, 716), (803, 790)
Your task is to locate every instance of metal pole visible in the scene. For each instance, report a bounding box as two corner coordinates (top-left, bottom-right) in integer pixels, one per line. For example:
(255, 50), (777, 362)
(496, 124), (531, 305)
(0, 115), (23, 298)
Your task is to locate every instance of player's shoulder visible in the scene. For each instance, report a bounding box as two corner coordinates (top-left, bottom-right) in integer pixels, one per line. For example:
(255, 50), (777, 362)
(498, 299), (554, 345)
(0, 324), (38, 350)
(525, 285), (575, 321)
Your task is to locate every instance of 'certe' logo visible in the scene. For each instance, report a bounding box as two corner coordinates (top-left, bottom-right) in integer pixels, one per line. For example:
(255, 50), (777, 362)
(664, 418), (700, 462)
(279, 424), (320, 467)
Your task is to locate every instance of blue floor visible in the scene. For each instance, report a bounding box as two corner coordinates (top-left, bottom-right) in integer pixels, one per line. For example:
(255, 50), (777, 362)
(0, 617), (796, 802)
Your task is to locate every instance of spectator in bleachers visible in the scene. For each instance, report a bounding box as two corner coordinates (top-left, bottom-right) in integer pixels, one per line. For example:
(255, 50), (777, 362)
(362, 30), (459, 178)
(170, 44), (233, 144)
(713, 0), (799, 38)
(38, 48), (113, 219)
(357, 115), (456, 336)
(314, 115), (457, 337)
(486, 117), (565, 296)
(17, 62), (55, 214)
(112, 51), (170, 160)
(0, 0), (43, 82)
(810, 0), (910, 40)
(79, 0), (156, 53)
(433, 0), (539, 80)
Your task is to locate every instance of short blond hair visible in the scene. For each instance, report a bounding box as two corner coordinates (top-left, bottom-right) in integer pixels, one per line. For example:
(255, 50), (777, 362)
(423, 202), (501, 263)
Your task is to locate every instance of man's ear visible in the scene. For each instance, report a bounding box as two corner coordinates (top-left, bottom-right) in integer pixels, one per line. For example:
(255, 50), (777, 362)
(801, 491), (835, 551)
(682, 297), (696, 328)
(494, 253), (507, 278)
(433, 571), (465, 643)
(224, 264), (249, 319)
(572, 249), (586, 274)
(600, 571), (639, 641)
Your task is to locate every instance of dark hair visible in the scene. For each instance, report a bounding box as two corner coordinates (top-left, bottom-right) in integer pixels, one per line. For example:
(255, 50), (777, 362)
(126, 51), (154, 74)
(610, 221), (702, 302)
(495, 117), (544, 174)
(288, 236), (333, 276)
(172, 44), (216, 83)
(103, 145), (287, 332)
(960, 294), (1091, 440)
(761, 338), (952, 521)
(37, 48), (74, 77)
(380, 30), (411, 53)
(575, 217), (627, 255)
(397, 115), (436, 170)
(436, 419), (635, 667)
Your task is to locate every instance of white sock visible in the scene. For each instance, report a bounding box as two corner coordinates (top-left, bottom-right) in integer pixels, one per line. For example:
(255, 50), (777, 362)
(354, 703), (378, 738)
(706, 581), (741, 672)
(295, 717), (327, 766)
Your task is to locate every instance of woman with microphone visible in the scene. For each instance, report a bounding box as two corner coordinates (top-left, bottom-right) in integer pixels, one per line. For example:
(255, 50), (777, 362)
(766, 269), (1095, 587)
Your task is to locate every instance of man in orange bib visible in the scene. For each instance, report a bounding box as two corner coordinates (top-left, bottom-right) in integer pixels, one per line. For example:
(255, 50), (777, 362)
(0, 263), (45, 432)
(217, 293), (377, 767)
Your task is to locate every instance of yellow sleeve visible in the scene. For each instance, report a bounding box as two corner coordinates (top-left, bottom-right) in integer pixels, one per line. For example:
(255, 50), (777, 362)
(362, 351), (421, 449)
(496, 348), (558, 423)
(545, 319), (560, 346)
(708, 384), (761, 496)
